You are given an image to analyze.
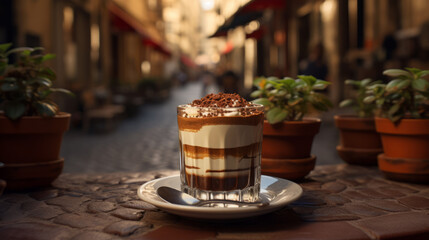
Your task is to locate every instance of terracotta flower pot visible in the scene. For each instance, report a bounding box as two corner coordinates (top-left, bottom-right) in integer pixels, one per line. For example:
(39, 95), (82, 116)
(261, 118), (321, 180)
(334, 115), (382, 165)
(375, 117), (429, 183)
(0, 113), (71, 190)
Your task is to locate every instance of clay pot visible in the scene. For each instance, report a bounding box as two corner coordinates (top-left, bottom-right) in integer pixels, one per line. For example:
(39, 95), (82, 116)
(334, 115), (382, 165)
(375, 117), (429, 183)
(0, 113), (71, 190)
(261, 118), (321, 180)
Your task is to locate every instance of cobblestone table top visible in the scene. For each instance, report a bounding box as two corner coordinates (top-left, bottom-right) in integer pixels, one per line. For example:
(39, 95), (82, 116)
(1, 164), (429, 240)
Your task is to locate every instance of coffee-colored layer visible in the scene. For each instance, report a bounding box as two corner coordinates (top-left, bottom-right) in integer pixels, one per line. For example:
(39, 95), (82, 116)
(183, 143), (260, 158)
(177, 113), (263, 131)
(185, 173), (256, 191)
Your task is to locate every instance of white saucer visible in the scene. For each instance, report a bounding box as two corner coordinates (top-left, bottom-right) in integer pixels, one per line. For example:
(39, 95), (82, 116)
(137, 175), (303, 220)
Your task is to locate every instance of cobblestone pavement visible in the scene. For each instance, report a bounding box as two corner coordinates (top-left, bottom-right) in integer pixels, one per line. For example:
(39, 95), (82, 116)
(61, 82), (345, 173)
(1, 165), (429, 239)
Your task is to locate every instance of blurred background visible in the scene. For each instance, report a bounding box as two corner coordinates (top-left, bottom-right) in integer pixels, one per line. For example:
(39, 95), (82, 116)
(2, 0), (429, 173)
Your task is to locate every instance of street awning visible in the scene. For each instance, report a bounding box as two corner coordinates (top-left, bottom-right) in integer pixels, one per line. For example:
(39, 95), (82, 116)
(109, 2), (171, 57)
(209, 0), (286, 38)
(180, 55), (197, 68)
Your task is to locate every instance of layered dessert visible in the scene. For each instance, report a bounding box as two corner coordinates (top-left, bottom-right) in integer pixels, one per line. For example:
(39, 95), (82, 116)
(177, 93), (264, 201)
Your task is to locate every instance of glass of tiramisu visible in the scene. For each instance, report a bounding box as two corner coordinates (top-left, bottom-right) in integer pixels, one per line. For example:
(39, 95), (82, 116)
(177, 93), (264, 202)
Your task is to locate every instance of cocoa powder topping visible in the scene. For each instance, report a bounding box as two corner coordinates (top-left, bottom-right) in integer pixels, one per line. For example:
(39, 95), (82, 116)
(191, 93), (251, 108)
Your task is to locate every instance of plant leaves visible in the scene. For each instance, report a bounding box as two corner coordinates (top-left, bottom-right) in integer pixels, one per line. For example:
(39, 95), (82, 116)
(363, 96), (375, 103)
(383, 69), (412, 78)
(252, 98), (271, 107)
(5, 101), (26, 120)
(0, 43), (12, 53)
(250, 90), (263, 98)
(35, 101), (57, 117)
(388, 104), (401, 117)
(6, 47), (34, 56)
(385, 79), (403, 92)
(42, 53), (56, 62)
(28, 77), (52, 87)
(1, 82), (18, 91)
(411, 78), (429, 91)
(266, 107), (288, 124)
(339, 99), (354, 108)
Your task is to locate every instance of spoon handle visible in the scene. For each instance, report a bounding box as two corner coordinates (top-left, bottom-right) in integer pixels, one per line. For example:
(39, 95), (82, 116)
(195, 198), (269, 207)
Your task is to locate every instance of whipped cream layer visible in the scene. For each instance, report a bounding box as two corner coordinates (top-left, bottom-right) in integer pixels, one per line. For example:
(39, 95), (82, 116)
(179, 124), (263, 148)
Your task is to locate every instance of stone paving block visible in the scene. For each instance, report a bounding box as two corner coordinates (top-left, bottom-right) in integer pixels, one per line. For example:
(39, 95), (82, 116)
(46, 195), (91, 212)
(54, 213), (111, 228)
(291, 191), (326, 206)
(299, 181), (323, 190)
(142, 211), (180, 225)
(29, 189), (59, 201)
(354, 212), (429, 239)
(103, 220), (152, 236)
(398, 196), (429, 209)
(321, 181), (347, 193)
(20, 200), (46, 211)
(27, 206), (64, 220)
(324, 195), (351, 205)
(344, 203), (386, 217)
(111, 208), (145, 221)
(87, 201), (117, 213)
(0, 222), (77, 240)
(71, 231), (117, 240)
(302, 206), (360, 222)
(356, 188), (391, 199)
(342, 191), (370, 200)
(137, 225), (216, 240)
(365, 199), (409, 212)
(121, 200), (158, 210)
(376, 187), (406, 198)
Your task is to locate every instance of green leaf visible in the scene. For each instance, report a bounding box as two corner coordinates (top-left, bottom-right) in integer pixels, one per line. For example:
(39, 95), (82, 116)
(419, 70), (429, 77)
(42, 54), (56, 62)
(388, 104), (401, 117)
(5, 101), (26, 120)
(250, 90), (263, 98)
(35, 101), (57, 117)
(363, 96), (376, 103)
(6, 47), (33, 56)
(51, 88), (75, 97)
(385, 79), (403, 92)
(28, 77), (52, 87)
(1, 82), (18, 91)
(360, 78), (372, 86)
(252, 98), (271, 107)
(0, 43), (12, 53)
(312, 83), (328, 90)
(411, 78), (429, 91)
(344, 79), (358, 86)
(266, 107), (288, 124)
(339, 99), (354, 108)
(383, 69), (412, 78)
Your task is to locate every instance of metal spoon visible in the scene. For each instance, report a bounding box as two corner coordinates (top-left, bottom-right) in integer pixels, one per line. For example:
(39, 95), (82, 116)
(157, 186), (269, 207)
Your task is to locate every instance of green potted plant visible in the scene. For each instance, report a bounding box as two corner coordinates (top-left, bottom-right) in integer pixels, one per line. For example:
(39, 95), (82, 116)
(335, 78), (383, 165)
(0, 43), (72, 190)
(364, 67), (429, 183)
(251, 75), (332, 180)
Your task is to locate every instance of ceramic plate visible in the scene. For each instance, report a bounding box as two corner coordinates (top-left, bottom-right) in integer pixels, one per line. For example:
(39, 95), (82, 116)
(137, 175), (303, 220)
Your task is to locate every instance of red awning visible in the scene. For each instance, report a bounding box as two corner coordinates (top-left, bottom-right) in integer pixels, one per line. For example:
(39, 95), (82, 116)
(109, 2), (171, 57)
(246, 28), (265, 39)
(221, 42), (234, 54)
(180, 55), (197, 68)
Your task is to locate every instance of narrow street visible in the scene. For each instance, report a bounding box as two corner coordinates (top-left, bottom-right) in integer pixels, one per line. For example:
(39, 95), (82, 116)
(61, 82), (343, 173)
